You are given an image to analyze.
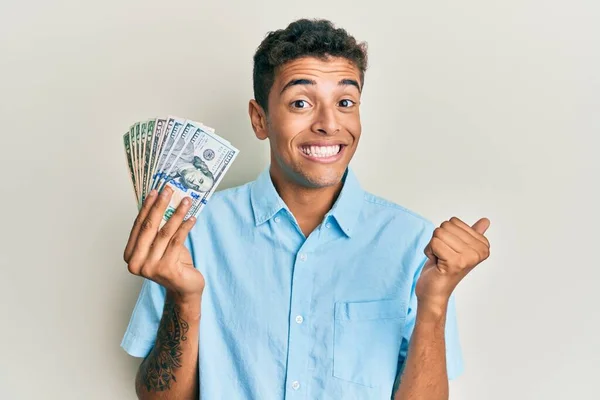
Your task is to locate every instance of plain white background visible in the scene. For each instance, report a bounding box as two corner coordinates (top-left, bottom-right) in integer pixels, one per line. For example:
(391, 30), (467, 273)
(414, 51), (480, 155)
(1, 0), (598, 399)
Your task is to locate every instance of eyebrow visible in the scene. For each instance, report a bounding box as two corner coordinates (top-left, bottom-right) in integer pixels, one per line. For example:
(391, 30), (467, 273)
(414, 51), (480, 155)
(280, 78), (361, 94)
(339, 78), (361, 92)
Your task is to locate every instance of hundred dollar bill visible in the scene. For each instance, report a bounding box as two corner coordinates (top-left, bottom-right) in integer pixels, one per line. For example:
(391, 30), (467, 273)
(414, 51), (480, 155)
(129, 123), (140, 204)
(141, 119), (155, 202)
(123, 131), (138, 200)
(160, 125), (239, 226)
(127, 126), (136, 195)
(151, 116), (177, 189)
(146, 118), (167, 200)
(139, 121), (148, 204)
(156, 116), (178, 163)
(154, 120), (216, 192)
(134, 122), (143, 205)
(156, 121), (215, 193)
(139, 120), (148, 188)
(154, 121), (197, 193)
(151, 117), (185, 191)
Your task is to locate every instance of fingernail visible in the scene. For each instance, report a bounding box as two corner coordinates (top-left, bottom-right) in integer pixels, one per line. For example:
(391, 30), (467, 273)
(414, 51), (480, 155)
(182, 198), (190, 205)
(148, 190), (156, 197)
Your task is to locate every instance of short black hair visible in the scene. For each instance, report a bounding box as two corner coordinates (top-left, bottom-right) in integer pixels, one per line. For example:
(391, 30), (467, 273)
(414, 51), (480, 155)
(252, 18), (368, 113)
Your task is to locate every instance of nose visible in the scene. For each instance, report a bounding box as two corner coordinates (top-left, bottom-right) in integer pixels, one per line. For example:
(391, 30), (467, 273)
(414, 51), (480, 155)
(311, 106), (340, 136)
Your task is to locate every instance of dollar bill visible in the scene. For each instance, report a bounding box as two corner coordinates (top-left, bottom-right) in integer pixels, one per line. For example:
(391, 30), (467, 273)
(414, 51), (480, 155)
(151, 117), (185, 191)
(154, 121), (196, 192)
(139, 120), (148, 196)
(160, 125), (239, 226)
(156, 116), (178, 163)
(123, 131), (138, 200)
(129, 124), (140, 204)
(141, 119), (155, 202)
(146, 118), (167, 200)
(134, 122), (143, 205)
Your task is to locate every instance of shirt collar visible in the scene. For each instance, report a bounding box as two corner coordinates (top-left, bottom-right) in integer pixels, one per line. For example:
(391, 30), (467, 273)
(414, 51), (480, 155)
(250, 166), (364, 237)
(250, 167), (288, 226)
(327, 168), (363, 237)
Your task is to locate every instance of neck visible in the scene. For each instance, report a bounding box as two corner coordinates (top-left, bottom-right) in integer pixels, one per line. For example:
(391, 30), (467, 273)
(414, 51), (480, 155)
(269, 167), (343, 237)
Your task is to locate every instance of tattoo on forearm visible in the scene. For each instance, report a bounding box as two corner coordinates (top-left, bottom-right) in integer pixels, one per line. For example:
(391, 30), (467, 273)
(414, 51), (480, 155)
(138, 298), (190, 392)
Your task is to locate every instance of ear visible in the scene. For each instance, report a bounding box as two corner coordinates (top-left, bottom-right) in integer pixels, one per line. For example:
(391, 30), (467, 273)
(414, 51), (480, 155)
(248, 100), (269, 140)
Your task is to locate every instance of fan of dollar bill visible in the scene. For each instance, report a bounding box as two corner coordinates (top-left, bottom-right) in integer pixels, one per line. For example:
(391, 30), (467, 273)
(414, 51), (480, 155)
(123, 116), (239, 225)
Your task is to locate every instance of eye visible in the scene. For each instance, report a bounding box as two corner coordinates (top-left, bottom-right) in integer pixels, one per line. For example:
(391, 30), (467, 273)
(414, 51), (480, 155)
(291, 100), (311, 109)
(338, 99), (356, 108)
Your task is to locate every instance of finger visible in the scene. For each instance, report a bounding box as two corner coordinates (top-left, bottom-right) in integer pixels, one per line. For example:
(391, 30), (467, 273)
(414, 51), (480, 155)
(471, 218), (491, 236)
(449, 217), (490, 247)
(147, 197), (193, 261)
(442, 220), (483, 248)
(423, 242), (437, 264)
(162, 216), (197, 264)
(433, 227), (469, 254)
(429, 236), (457, 263)
(129, 187), (174, 266)
(124, 190), (158, 262)
(443, 221), (489, 262)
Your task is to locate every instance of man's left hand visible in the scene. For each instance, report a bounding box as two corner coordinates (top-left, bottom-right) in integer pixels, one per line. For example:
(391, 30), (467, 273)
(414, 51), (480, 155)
(416, 217), (491, 312)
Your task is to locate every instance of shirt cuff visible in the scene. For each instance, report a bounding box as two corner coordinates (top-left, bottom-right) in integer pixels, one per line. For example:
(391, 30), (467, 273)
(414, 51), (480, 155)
(120, 331), (154, 358)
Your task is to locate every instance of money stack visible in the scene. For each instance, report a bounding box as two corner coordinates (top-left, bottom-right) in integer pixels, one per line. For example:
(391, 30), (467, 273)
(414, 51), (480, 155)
(123, 116), (239, 225)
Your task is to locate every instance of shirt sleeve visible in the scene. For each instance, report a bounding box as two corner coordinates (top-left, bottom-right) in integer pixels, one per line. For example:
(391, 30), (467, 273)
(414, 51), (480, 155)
(120, 278), (166, 358)
(120, 234), (195, 358)
(397, 255), (465, 381)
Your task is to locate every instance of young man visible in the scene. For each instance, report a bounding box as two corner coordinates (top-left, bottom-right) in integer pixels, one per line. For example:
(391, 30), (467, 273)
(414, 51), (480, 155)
(121, 18), (491, 400)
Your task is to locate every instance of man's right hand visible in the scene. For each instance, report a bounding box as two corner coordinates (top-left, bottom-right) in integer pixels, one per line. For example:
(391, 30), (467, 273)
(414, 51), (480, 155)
(123, 186), (205, 301)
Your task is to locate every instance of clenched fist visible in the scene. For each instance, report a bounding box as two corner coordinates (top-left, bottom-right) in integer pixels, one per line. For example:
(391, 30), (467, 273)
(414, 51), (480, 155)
(416, 217), (491, 310)
(123, 186), (205, 302)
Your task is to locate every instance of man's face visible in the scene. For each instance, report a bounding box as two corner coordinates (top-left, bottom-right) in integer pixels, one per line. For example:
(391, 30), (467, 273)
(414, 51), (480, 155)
(254, 56), (362, 188)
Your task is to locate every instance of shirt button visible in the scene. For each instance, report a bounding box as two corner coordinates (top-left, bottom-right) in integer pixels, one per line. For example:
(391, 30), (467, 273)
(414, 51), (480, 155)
(325, 223), (331, 229)
(295, 315), (304, 324)
(291, 381), (300, 390)
(274, 216), (281, 223)
(299, 253), (307, 261)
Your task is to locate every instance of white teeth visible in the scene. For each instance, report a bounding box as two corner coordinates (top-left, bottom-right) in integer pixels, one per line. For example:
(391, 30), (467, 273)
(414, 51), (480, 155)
(301, 145), (341, 158)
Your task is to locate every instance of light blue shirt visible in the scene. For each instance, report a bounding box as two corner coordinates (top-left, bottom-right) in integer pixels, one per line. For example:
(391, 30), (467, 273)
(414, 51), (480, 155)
(121, 167), (464, 399)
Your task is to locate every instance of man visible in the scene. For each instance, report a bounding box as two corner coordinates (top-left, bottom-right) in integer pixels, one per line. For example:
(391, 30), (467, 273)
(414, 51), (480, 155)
(121, 18), (491, 400)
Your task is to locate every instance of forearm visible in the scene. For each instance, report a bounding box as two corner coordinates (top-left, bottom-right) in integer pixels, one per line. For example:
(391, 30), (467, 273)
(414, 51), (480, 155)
(136, 292), (201, 400)
(394, 303), (448, 400)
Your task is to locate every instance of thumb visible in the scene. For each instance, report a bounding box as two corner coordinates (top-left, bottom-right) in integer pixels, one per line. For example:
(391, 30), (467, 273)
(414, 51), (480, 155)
(471, 217), (491, 235)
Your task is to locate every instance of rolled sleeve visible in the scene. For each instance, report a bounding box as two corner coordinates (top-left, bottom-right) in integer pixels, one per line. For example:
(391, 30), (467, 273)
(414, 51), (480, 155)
(120, 278), (166, 358)
(120, 234), (197, 358)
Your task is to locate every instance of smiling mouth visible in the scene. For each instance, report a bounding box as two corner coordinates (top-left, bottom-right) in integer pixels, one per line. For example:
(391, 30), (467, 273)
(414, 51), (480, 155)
(299, 144), (344, 158)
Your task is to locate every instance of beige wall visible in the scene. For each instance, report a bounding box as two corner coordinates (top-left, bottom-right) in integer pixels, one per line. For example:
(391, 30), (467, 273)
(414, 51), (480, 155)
(1, 0), (598, 399)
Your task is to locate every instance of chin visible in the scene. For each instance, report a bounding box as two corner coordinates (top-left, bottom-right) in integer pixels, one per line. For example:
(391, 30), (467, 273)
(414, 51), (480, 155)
(298, 167), (346, 189)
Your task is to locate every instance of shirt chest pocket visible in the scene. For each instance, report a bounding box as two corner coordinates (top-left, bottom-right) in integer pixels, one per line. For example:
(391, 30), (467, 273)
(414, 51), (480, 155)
(333, 299), (406, 388)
